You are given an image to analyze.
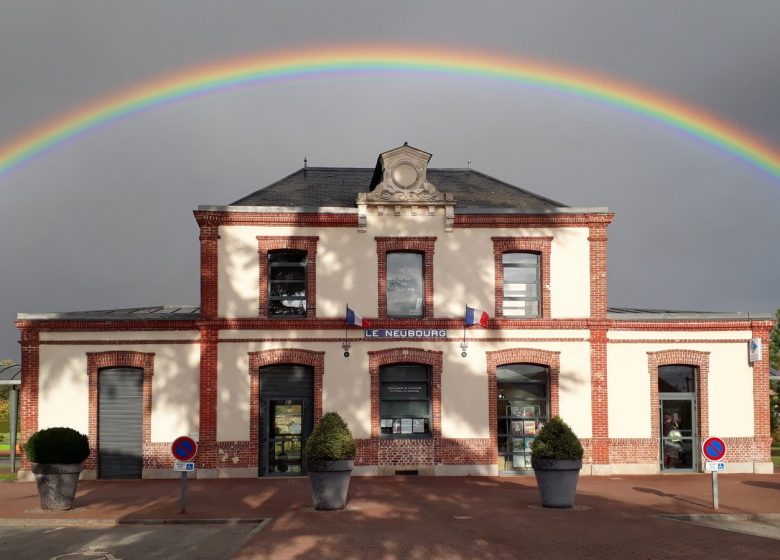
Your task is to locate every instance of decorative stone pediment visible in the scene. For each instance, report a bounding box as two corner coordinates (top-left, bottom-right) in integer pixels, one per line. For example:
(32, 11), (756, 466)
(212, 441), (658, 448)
(357, 143), (455, 232)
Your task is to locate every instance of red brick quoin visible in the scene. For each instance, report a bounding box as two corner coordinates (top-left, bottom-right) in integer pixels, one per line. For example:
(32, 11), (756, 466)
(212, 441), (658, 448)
(486, 348), (561, 465)
(367, 347), (443, 467)
(375, 237), (436, 320)
(85, 351), (154, 472)
(247, 348), (325, 470)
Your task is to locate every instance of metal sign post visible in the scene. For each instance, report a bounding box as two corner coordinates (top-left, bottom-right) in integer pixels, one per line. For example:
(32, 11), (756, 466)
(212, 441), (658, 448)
(702, 437), (727, 511)
(171, 436), (198, 515)
(9, 386), (18, 473)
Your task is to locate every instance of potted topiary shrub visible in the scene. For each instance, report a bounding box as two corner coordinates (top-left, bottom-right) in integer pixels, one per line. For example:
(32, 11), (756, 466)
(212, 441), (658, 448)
(304, 412), (355, 510)
(24, 427), (90, 511)
(530, 416), (584, 508)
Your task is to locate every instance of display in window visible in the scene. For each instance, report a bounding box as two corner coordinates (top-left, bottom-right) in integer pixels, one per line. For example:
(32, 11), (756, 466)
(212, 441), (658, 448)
(510, 406), (522, 417)
(511, 420), (524, 435)
(524, 438), (534, 452)
(413, 419), (425, 433)
(511, 439), (524, 452)
(401, 418), (413, 434)
(393, 419), (401, 434)
(522, 405), (540, 418)
(523, 420), (537, 435)
(512, 454), (530, 468)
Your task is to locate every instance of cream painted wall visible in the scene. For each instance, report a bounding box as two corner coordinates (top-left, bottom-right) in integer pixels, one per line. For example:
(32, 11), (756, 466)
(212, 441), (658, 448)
(607, 341), (755, 439)
(607, 345), (653, 438)
(218, 225), (377, 319)
(216, 337), (592, 442)
(608, 330), (752, 341)
(217, 210), (591, 319)
(38, 341), (200, 442)
(38, 348), (89, 433)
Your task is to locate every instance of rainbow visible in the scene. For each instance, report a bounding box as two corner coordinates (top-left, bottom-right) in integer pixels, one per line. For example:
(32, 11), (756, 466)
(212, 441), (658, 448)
(1, 46), (780, 180)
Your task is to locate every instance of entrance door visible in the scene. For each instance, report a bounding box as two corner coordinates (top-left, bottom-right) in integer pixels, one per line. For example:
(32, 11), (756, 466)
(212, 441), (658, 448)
(258, 364), (314, 476)
(660, 398), (697, 471)
(496, 363), (549, 473)
(98, 368), (143, 479)
(265, 400), (307, 475)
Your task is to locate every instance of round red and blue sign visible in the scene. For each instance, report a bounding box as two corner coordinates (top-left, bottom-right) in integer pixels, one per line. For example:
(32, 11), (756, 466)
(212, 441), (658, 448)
(702, 437), (726, 461)
(171, 435), (198, 461)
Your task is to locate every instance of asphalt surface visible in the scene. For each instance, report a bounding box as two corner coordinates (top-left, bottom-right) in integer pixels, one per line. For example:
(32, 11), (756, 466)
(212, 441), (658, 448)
(1, 473), (779, 559)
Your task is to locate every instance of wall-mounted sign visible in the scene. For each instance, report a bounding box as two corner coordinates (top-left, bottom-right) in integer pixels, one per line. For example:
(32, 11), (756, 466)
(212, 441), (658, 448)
(364, 329), (447, 338)
(749, 338), (762, 363)
(381, 382), (428, 400)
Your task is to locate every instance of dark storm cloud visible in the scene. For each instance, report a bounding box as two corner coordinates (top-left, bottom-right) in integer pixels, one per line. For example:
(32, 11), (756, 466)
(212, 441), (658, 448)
(1, 1), (779, 360)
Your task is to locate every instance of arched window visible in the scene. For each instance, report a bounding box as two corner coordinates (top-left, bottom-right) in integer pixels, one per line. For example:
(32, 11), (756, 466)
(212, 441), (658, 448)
(502, 252), (540, 318)
(386, 252), (424, 318)
(379, 363), (431, 436)
(658, 365), (696, 393)
(268, 250), (307, 317)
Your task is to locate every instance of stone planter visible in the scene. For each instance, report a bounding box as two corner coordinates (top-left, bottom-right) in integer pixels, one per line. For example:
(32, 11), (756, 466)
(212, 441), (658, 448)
(307, 459), (354, 510)
(531, 458), (582, 508)
(31, 462), (83, 510)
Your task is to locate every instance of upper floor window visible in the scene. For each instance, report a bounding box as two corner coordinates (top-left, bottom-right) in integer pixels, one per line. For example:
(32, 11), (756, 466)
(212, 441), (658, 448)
(257, 236), (318, 319)
(268, 251), (307, 318)
(375, 237), (436, 319)
(492, 237), (552, 319)
(387, 252), (424, 318)
(502, 253), (540, 318)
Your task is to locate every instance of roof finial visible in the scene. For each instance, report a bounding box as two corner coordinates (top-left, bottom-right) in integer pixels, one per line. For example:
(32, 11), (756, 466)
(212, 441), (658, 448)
(304, 157), (308, 168)
(467, 159), (471, 169)
(403, 141), (408, 146)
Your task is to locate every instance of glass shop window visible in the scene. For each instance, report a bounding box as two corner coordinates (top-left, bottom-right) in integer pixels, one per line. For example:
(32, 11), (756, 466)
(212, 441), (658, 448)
(268, 250), (307, 318)
(502, 252), (540, 318)
(379, 364), (431, 437)
(387, 252), (424, 318)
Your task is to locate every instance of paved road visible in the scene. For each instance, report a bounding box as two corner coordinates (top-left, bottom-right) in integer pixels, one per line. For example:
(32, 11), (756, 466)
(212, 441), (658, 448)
(0, 522), (266, 560)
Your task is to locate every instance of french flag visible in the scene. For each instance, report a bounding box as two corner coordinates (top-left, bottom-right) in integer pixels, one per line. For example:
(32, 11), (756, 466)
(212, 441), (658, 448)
(346, 306), (371, 328)
(465, 306), (489, 327)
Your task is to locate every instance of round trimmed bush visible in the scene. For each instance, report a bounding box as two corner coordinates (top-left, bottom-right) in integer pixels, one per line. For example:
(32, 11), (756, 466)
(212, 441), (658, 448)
(530, 416), (583, 461)
(24, 427), (90, 464)
(305, 412), (355, 464)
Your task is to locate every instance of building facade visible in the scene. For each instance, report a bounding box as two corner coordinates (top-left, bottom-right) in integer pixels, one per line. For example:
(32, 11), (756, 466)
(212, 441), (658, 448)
(17, 144), (775, 479)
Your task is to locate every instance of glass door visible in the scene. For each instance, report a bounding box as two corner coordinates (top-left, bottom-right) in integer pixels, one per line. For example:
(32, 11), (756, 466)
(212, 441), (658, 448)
(496, 363), (549, 473)
(266, 399), (306, 475)
(660, 398), (697, 471)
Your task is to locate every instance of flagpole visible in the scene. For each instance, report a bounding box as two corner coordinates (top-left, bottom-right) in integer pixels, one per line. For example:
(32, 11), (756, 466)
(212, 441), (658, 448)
(463, 305), (467, 345)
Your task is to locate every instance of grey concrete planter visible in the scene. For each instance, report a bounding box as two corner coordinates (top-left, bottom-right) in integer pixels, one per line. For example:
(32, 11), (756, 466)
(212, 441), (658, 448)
(31, 462), (83, 510)
(307, 460), (354, 510)
(531, 458), (582, 508)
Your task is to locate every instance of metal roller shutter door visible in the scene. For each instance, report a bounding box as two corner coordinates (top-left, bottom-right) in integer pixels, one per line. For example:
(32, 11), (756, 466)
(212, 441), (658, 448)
(98, 368), (143, 479)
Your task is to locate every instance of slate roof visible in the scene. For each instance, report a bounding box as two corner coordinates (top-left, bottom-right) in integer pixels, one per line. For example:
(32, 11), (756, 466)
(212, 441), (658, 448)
(17, 305), (200, 321)
(607, 307), (774, 321)
(230, 167), (568, 211)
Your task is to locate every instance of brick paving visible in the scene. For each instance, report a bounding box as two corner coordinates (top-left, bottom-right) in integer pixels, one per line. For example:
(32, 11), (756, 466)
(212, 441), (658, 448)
(1, 473), (778, 559)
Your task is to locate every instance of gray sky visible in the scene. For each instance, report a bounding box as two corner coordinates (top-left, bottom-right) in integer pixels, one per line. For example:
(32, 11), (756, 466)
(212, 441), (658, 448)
(1, 1), (779, 361)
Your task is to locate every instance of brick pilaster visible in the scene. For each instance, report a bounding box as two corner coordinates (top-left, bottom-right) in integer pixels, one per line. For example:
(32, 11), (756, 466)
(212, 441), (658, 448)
(198, 223), (220, 320)
(589, 322), (610, 464)
(751, 322), (773, 463)
(198, 325), (218, 467)
(587, 216), (613, 319)
(18, 328), (39, 469)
